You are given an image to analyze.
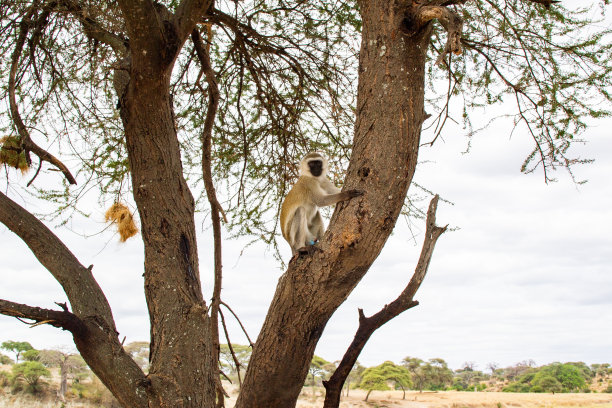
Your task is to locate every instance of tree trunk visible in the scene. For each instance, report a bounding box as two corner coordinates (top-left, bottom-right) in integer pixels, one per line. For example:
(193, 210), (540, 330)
(365, 389), (372, 402)
(235, 2), (431, 407)
(58, 359), (68, 402)
(113, 57), (216, 406)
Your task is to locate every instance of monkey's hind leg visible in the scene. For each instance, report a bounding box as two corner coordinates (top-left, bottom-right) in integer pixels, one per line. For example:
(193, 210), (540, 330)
(288, 207), (308, 255)
(289, 207), (320, 257)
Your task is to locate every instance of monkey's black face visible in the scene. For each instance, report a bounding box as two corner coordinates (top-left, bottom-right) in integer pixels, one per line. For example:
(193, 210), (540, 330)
(308, 160), (323, 177)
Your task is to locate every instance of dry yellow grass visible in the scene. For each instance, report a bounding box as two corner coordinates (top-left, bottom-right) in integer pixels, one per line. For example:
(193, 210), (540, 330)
(221, 385), (612, 408)
(2, 379), (612, 407)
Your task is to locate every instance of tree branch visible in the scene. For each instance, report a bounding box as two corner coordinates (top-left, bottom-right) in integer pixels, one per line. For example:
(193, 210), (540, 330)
(523, 0), (560, 8)
(0, 193), (149, 407)
(0, 191), (114, 325)
(8, 5), (77, 185)
(192, 27), (226, 408)
(0, 299), (86, 335)
(322, 195), (447, 408)
(174, 0), (214, 43)
(57, 0), (127, 54)
(403, 4), (463, 65)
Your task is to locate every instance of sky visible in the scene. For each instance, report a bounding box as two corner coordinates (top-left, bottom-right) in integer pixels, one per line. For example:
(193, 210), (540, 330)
(1, 108), (610, 373)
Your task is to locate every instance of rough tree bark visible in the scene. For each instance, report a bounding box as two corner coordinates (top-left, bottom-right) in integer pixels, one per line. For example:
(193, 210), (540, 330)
(2, 0), (218, 406)
(235, 1), (437, 407)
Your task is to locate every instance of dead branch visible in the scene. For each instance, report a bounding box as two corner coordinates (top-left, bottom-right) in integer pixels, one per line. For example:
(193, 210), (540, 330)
(0, 299), (86, 335)
(220, 301), (254, 347)
(219, 308), (243, 388)
(322, 195), (447, 408)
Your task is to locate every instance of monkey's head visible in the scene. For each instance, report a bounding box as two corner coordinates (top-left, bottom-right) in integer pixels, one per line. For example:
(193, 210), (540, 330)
(300, 152), (328, 178)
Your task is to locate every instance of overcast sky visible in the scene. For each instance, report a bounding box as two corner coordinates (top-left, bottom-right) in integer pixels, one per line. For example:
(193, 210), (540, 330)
(1, 105), (610, 372)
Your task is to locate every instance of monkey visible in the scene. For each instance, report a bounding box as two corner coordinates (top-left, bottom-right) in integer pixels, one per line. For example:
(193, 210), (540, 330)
(280, 152), (363, 256)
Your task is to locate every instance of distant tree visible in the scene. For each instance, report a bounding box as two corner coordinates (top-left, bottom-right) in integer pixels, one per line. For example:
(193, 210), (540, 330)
(402, 357), (453, 392)
(532, 375), (563, 394)
(359, 361), (411, 401)
(487, 362), (499, 378)
(39, 349), (87, 402)
(309, 355), (331, 396)
(12, 361), (50, 393)
(0, 353), (12, 365)
(402, 357), (426, 391)
(22, 349), (40, 361)
(219, 344), (252, 380)
(537, 363), (587, 392)
(1, 341), (33, 363)
(342, 361), (365, 397)
(503, 362), (589, 393)
(425, 358), (454, 390)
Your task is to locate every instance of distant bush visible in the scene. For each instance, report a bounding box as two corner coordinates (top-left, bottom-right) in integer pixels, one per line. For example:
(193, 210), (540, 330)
(502, 383), (531, 392)
(0, 354), (12, 365)
(11, 361), (50, 394)
(604, 384), (612, 393)
(0, 370), (9, 387)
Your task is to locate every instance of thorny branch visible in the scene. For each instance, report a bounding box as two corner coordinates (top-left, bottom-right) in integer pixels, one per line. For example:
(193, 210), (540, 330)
(192, 27), (227, 408)
(322, 196), (447, 408)
(8, 4), (77, 185)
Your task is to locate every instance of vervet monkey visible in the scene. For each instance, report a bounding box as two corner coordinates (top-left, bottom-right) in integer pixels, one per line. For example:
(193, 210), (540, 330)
(280, 152), (363, 255)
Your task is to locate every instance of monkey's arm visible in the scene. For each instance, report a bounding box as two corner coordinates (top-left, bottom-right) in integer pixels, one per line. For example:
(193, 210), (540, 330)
(321, 178), (341, 194)
(312, 189), (364, 207)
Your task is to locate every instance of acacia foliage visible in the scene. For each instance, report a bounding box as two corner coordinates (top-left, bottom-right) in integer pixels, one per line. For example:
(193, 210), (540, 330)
(0, 1), (610, 251)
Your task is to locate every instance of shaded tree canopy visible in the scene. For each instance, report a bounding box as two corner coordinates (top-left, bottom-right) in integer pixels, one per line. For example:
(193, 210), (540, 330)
(0, 0), (610, 407)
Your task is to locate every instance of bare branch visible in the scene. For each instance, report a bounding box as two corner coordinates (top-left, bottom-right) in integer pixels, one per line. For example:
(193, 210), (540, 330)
(220, 301), (254, 347)
(192, 27), (226, 408)
(219, 308), (243, 388)
(322, 195), (447, 408)
(0, 299), (86, 335)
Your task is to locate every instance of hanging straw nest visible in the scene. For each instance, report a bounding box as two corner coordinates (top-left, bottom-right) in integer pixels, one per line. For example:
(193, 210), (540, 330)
(0, 136), (29, 174)
(105, 202), (138, 242)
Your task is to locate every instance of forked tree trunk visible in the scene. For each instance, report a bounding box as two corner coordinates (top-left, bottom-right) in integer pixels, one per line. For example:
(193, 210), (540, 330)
(235, 2), (432, 407)
(109, 56), (217, 406)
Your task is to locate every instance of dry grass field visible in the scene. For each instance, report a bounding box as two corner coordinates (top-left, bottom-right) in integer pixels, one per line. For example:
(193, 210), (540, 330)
(2, 380), (612, 407)
(223, 385), (612, 408)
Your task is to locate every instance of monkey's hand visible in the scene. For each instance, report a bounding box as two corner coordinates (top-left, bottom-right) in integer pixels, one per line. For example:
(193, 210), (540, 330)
(347, 189), (364, 198)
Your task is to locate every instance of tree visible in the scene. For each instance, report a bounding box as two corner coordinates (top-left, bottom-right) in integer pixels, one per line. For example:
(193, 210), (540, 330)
(308, 355), (332, 396)
(0, 353), (12, 365)
(403, 357), (427, 392)
(343, 361), (365, 397)
(532, 375), (563, 394)
(11, 361), (51, 393)
(219, 344), (252, 387)
(0, 1), (610, 408)
(22, 349), (40, 362)
(359, 361), (412, 401)
(1, 341), (33, 364)
(39, 349), (88, 402)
